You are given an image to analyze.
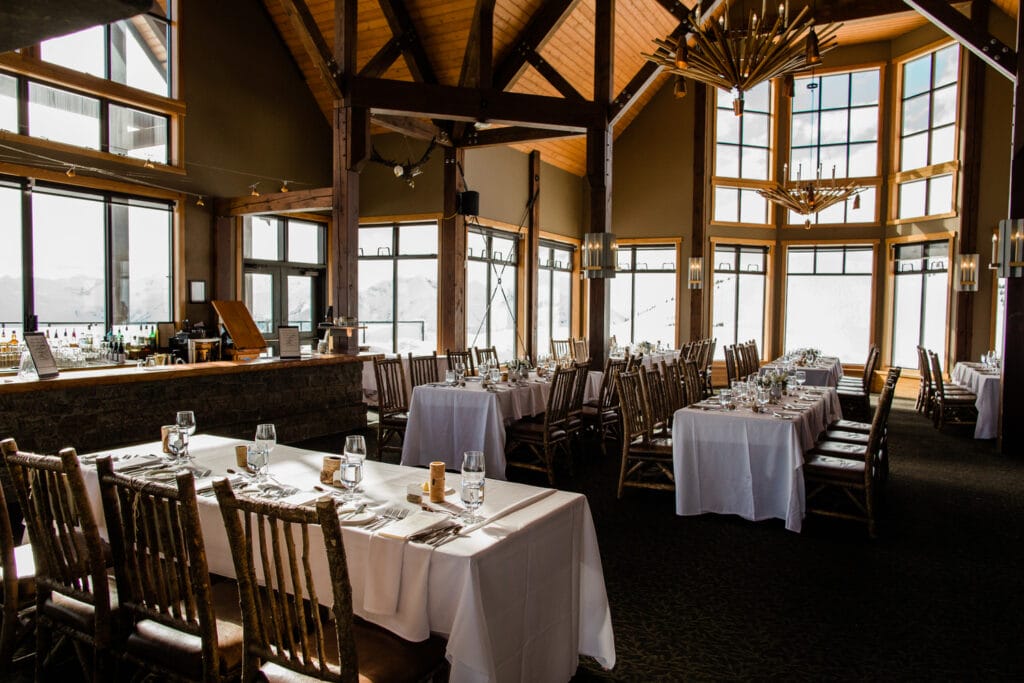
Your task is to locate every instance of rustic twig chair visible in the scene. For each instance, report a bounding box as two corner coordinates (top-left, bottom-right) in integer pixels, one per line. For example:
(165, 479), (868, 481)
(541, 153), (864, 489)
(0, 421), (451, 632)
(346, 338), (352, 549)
(406, 351), (440, 388)
(445, 349), (475, 377)
(473, 345), (499, 369)
(550, 339), (572, 363)
(614, 371), (674, 498)
(372, 357), (409, 459)
(582, 357), (627, 457)
(505, 366), (575, 485)
(0, 473), (35, 672)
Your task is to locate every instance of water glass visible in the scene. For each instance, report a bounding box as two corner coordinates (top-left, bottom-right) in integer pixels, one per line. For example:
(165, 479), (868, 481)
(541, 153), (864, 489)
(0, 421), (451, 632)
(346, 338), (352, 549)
(455, 361), (466, 382)
(165, 426), (184, 462)
(717, 389), (732, 409)
(445, 369), (456, 386)
(342, 435), (366, 501)
(176, 410), (196, 457)
(489, 367), (501, 384)
(460, 450), (486, 523)
(731, 380), (746, 403)
(247, 444), (269, 481)
(255, 423), (277, 457)
(795, 370), (807, 387)
(756, 387), (770, 412)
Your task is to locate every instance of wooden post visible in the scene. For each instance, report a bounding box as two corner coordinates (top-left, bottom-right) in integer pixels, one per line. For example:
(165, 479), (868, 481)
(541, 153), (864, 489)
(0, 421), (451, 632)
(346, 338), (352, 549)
(439, 146), (467, 351)
(525, 151), (541, 362)
(1000, 7), (1024, 452)
(586, 0), (614, 369)
(690, 82), (707, 342)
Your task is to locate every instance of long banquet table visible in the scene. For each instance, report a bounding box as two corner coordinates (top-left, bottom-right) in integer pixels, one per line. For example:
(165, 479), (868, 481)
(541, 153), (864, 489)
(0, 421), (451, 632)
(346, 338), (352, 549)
(79, 434), (615, 682)
(760, 355), (844, 388)
(671, 387), (842, 532)
(951, 362), (1001, 439)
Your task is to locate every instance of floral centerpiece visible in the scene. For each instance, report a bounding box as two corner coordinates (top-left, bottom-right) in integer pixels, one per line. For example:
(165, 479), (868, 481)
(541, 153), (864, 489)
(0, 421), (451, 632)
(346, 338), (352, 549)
(794, 347), (821, 366)
(507, 358), (530, 383)
(636, 340), (655, 355)
(758, 369), (788, 402)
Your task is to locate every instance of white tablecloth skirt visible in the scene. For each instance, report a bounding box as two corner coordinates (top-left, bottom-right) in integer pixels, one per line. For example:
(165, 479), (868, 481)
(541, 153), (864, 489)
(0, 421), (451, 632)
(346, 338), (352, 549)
(952, 362), (1001, 439)
(762, 356), (843, 388)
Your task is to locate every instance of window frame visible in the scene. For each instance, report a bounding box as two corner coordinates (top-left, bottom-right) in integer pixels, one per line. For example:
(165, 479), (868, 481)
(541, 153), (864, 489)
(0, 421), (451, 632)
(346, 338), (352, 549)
(708, 237), (774, 361)
(536, 236), (577, 358)
(883, 232), (956, 373)
(466, 222), (521, 358)
(608, 238), (682, 348)
(356, 219), (440, 353)
(890, 40), (962, 224)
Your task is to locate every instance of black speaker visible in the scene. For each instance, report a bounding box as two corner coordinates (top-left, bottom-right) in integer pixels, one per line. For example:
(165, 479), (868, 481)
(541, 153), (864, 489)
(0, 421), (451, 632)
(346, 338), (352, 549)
(457, 190), (479, 216)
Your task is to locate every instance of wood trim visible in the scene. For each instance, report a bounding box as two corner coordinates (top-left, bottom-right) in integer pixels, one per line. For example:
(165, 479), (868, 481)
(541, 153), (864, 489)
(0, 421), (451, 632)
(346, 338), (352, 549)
(216, 187), (333, 216)
(708, 236), (775, 359)
(174, 203), (186, 324)
(0, 130), (186, 175)
(0, 160), (183, 201)
(538, 230), (581, 247)
(359, 212), (443, 224)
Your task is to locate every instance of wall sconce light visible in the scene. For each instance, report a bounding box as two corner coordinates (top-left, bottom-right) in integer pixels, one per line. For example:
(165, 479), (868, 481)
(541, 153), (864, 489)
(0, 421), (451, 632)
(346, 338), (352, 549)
(958, 253), (979, 292)
(688, 256), (704, 289)
(997, 219), (1024, 278)
(581, 232), (618, 279)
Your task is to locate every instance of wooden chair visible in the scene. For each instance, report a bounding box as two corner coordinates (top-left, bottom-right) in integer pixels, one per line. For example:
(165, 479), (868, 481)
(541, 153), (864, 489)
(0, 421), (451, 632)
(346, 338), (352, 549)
(373, 357), (409, 459)
(838, 345), (880, 421)
(682, 359), (704, 407)
(626, 352), (644, 372)
(550, 339), (572, 363)
(1, 439), (116, 682)
(915, 345), (933, 414)
(473, 345), (499, 369)
(838, 344), (879, 393)
(0, 476), (35, 672)
(505, 366), (575, 485)
(803, 382), (894, 538)
(96, 457), (243, 682)
(724, 345), (738, 386)
(445, 348), (475, 377)
(824, 367), (901, 486)
(928, 350), (978, 430)
(566, 361), (592, 445)
(639, 366), (672, 434)
(660, 360), (687, 416)
(701, 339), (717, 396)
(582, 357), (627, 457)
(614, 371), (674, 498)
(407, 351), (440, 388)
(212, 480), (446, 682)
(571, 338), (589, 362)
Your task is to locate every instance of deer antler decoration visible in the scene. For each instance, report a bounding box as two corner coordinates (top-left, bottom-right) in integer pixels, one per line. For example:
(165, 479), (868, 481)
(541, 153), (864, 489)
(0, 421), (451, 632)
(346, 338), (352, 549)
(369, 138), (437, 189)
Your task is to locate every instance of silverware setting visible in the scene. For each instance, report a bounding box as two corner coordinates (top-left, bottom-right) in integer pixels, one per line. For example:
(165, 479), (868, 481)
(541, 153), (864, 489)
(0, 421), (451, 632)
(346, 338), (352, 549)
(408, 521), (462, 546)
(365, 505), (410, 531)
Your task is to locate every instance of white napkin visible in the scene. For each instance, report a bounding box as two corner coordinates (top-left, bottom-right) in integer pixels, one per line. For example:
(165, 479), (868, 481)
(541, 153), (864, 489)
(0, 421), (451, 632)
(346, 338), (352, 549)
(459, 488), (557, 535)
(364, 511), (447, 615)
(106, 454), (163, 470)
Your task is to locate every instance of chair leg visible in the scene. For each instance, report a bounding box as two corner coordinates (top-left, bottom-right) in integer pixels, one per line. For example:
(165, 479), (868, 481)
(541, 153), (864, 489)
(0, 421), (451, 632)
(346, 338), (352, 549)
(616, 450), (628, 499)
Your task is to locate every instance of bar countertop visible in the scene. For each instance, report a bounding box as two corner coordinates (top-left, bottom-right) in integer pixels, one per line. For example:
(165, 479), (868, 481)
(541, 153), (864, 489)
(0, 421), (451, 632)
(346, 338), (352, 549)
(0, 353), (367, 394)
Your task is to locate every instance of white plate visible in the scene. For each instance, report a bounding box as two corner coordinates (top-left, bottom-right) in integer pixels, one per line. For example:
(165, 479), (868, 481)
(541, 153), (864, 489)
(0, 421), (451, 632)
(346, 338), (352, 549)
(338, 509), (376, 526)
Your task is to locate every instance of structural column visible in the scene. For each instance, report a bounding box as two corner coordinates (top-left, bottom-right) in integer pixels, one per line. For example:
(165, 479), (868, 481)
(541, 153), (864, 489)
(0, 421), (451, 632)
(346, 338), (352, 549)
(525, 150), (541, 362)
(439, 145), (467, 351)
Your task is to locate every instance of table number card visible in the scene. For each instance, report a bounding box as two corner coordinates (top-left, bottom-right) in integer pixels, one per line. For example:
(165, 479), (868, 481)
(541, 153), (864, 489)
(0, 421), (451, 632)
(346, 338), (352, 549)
(278, 326), (300, 359)
(24, 332), (60, 379)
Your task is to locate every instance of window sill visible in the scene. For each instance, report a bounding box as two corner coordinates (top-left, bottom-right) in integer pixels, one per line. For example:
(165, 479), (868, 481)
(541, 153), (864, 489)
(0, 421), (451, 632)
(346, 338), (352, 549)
(0, 130), (186, 178)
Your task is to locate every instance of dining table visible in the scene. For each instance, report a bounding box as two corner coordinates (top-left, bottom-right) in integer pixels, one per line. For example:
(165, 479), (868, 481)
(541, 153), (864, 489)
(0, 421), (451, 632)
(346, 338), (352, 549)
(401, 374), (599, 478)
(951, 362), (1001, 439)
(77, 434), (616, 683)
(760, 355), (844, 388)
(671, 386), (843, 532)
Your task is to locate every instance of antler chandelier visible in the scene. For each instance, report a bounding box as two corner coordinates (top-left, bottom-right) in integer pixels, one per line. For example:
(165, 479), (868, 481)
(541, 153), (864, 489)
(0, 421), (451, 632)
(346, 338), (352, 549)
(644, 2), (840, 114)
(757, 164), (861, 228)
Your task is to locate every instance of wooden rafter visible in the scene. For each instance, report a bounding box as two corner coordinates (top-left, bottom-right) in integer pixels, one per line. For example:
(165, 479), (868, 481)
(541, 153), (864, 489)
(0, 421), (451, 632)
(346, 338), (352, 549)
(610, 23), (685, 125)
(372, 113), (451, 144)
(459, 0), (496, 88)
(493, 0), (580, 91)
(359, 37), (402, 78)
(902, 0), (1016, 81)
(277, 0), (340, 99)
(525, 49), (585, 100)
(348, 76), (602, 130)
(461, 126), (583, 147)
(377, 0), (439, 84)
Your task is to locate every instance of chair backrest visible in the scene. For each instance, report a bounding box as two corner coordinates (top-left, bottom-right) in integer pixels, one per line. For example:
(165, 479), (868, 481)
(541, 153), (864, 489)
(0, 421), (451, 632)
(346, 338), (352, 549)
(373, 357), (408, 417)
(568, 361), (591, 417)
(0, 439), (113, 650)
(543, 366), (577, 430)
(724, 345), (737, 385)
(928, 350), (947, 399)
(598, 357), (628, 409)
(682, 359), (704, 406)
(474, 346), (499, 368)
(96, 458), (223, 680)
(0, 476), (20, 652)
(862, 345), (880, 392)
(626, 353), (644, 372)
(616, 371), (645, 441)
(705, 339), (716, 371)
(863, 382), (896, 486)
(445, 349), (475, 376)
(571, 338), (589, 363)
(696, 339), (712, 373)
(213, 481), (359, 683)
(660, 360), (686, 414)
(550, 339), (572, 362)
(407, 351), (440, 388)
(639, 366), (671, 430)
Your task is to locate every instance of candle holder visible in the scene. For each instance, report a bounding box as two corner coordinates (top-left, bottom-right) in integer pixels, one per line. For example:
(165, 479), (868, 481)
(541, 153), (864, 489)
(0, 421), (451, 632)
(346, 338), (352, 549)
(958, 253), (979, 292)
(997, 219), (1024, 278)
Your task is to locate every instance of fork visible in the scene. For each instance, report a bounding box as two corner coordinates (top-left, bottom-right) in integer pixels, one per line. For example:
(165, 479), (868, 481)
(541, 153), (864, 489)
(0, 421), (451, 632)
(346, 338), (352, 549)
(365, 506), (409, 531)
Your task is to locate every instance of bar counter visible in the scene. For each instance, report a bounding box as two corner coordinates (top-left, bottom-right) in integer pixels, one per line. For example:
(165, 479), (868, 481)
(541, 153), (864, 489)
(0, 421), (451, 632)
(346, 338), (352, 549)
(0, 354), (367, 454)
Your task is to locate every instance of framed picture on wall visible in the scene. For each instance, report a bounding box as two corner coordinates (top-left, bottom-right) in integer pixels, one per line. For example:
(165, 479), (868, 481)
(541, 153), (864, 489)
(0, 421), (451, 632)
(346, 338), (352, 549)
(189, 280), (207, 303)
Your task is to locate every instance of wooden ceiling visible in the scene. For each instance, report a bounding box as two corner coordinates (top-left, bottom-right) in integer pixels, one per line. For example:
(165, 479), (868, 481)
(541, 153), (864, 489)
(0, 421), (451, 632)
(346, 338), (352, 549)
(261, 0), (1013, 176)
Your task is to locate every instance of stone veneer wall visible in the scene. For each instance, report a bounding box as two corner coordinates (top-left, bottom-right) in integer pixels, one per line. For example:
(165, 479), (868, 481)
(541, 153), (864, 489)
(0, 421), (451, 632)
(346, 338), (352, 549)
(0, 361), (366, 454)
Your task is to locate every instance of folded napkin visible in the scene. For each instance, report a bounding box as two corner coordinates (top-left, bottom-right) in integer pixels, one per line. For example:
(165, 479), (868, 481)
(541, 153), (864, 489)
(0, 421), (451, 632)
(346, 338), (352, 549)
(364, 511), (447, 616)
(459, 488), (557, 535)
(111, 454), (164, 471)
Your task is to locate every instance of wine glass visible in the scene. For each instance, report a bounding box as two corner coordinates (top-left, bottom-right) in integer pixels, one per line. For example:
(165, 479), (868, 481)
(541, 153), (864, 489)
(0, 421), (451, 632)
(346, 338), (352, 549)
(176, 410), (196, 458)
(460, 450), (485, 523)
(455, 360), (466, 383)
(341, 435), (366, 501)
(795, 370), (806, 389)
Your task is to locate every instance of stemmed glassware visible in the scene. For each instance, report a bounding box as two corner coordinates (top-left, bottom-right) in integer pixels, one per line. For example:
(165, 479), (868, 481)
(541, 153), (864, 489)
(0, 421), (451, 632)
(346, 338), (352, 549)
(253, 423), (276, 482)
(455, 360), (466, 384)
(176, 411), (196, 458)
(795, 370), (807, 390)
(341, 435), (366, 502)
(460, 450), (485, 523)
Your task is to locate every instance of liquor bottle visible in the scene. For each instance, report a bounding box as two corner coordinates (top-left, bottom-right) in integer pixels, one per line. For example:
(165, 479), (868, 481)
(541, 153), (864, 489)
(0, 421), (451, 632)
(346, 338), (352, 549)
(9, 328), (17, 348)
(70, 328), (78, 348)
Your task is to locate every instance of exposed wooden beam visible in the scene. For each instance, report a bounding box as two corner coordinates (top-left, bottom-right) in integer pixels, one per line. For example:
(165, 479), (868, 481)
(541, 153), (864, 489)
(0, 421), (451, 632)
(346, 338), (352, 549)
(349, 77), (602, 131)
(439, 146), (467, 351)
(377, 0), (439, 84)
(460, 126), (583, 147)
(278, 0), (340, 99)
(359, 36), (402, 78)
(372, 114), (450, 144)
(610, 23), (684, 125)
(903, 0), (1016, 81)
(689, 83), (707, 342)
(215, 187), (332, 216)
(653, 0), (689, 22)
(459, 0), (496, 89)
(493, 0), (579, 91)
(525, 150), (542, 363)
(525, 49), (585, 100)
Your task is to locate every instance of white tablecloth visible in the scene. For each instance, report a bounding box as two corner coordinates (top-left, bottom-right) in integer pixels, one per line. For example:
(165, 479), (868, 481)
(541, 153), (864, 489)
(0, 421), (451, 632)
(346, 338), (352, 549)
(761, 356), (843, 388)
(611, 350), (679, 371)
(362, 353), (449, 405)
(952, 362), (1001, 439)
(79, 435), (615, 682)
(671, 388), (842, 532)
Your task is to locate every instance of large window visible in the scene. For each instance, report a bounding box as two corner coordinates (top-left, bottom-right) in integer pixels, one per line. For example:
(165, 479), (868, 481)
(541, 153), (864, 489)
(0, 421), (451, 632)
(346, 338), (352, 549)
(713, 80), (772, 224)
(0, 177), (172, 340)
(993, 277), (1006, 358)
(537, 240), (574, 359)
(39, 4), (173, 97)
(712, 244), (768, 360)
(789, 68), (880, 226)
(243, 216), (326, 339)
(609, 244), (677, 347)
(466, 226), (518, 360)
(785, 245), (874, 362)
(896, 44), (960, 220)
(357, 221), (438, 354)
(891, 240), (950, 369)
